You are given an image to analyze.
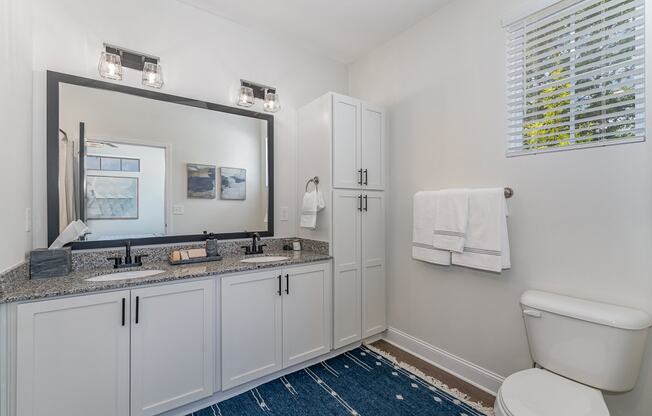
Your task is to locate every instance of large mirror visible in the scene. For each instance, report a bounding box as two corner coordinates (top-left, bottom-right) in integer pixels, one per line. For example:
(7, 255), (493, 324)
(47, 72), (274, 249)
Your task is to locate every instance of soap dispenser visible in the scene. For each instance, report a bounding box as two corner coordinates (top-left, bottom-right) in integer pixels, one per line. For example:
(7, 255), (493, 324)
(204, 231), (219, 257)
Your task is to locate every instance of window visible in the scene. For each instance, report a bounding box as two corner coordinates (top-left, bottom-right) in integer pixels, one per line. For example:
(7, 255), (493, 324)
(506, 0), (645, 156)
(86, 156), (141, 172)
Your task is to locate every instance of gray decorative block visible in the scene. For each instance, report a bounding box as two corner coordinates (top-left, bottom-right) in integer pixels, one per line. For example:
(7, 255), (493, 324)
(30, 248), (72, 279)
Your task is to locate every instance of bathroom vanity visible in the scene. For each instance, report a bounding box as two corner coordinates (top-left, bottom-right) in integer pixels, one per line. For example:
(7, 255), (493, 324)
(0, 249), (332, 416)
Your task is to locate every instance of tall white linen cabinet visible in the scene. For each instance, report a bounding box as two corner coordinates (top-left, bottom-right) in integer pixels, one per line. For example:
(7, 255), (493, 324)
(298, 92), (387, 349)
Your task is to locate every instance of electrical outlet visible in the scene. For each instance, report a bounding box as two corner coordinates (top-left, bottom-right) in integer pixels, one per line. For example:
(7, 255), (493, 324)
(173, 205), (185, 215)
(280, 206), (289, 221)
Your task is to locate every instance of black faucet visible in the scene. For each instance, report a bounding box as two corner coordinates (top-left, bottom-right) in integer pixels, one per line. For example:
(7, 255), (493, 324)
(241, 232), (267, 255)
(107, 240), (148, 269)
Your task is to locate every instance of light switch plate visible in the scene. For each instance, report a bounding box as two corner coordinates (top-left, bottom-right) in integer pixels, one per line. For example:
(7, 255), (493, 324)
(173, 205), (185, 215)
(280, 206), (289, 221)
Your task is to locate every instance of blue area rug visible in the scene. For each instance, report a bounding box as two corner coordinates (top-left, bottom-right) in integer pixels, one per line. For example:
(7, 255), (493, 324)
(189, 345), (488, 416)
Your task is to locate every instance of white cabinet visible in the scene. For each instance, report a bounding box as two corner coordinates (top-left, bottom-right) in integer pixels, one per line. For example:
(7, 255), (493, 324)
(361, 104), (386, 191)
(333, 94), (362, 189)
(298, 92), (387, 350)
(361, 191), (387, 337)
(16, 280), (215, 416)
(130, 280), (215, 416)
(221, 270), (283, 390)
(331, 94), (385, 191)
(282, 263), (331, 368)
(332, 190), (362, 348)
(16, 291), (131, 416)
(332, 190), (387, 349)
(221, 262), (331, 390)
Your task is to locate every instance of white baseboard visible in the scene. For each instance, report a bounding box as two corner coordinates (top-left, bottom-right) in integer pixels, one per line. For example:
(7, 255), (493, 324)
(383, 326), (504, 395)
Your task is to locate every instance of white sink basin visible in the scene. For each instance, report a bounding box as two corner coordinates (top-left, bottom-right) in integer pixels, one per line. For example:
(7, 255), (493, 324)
(86, 269), (165, 282)
(240, 256), (290, 264)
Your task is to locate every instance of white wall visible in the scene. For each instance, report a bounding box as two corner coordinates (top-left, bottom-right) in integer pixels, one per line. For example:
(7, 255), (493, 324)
(31, 0), (349, 247)
(349, 1), (652, 415)
(0, 0), (32, 271)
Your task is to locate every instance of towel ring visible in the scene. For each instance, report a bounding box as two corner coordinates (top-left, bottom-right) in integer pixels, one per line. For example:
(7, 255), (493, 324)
(306, 176), (319, 192)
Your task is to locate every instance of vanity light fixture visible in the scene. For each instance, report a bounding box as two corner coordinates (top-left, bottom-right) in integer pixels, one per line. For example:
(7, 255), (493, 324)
(237, 80), (281, 112)
(142, 62), (164, 89)
(99, 44), (163, 88)
(263, 89), (281, 113)
(98, 51), (123, 81)
(236, 86), (255, 107)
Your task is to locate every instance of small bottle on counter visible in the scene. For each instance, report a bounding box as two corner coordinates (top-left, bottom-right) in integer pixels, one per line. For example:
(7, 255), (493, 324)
(204, 231), (219, 257)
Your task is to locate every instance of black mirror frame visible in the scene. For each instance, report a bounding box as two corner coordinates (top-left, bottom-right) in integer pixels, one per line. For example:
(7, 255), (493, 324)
(47, 71), (274, 250)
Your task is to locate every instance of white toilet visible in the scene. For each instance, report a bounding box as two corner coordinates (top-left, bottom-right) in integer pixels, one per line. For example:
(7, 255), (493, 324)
(495, 290), (652, 416)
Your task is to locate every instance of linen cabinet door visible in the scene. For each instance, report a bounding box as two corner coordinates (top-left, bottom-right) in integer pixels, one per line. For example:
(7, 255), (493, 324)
(332, 94), (362, 189)
(362, 191), (387, 337)
(361, 104), (386, 191)
(16, 291), (131, 416)
(282, 262), (332, 368)
(130, 280), (215, 416)
(221, 270), (283, 389)
(332, 189), (363, 348)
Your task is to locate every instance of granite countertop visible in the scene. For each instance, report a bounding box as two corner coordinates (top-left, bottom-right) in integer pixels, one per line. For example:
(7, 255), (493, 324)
(0, 251), (331, 304)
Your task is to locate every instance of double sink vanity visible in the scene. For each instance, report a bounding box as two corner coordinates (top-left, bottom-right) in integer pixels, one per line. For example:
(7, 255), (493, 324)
(0, 238), (332, 416)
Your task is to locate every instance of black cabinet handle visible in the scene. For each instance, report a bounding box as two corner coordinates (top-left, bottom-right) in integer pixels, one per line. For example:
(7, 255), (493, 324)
(285, 274), (290, 295)
(358, 195), (363, 211)
(363, 195), (368, 211)
(363, 169), (368, 185)
(121, 298), (126, 326)
(277, 275), (282, 296)
(357, 169), (363, 185)
(135, 296), (140, 324)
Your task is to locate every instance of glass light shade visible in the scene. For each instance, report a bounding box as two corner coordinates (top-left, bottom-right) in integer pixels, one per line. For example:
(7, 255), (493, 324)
(98, 52), (123, 80)
(142, 62), (164, 88)
(263, 90), (281, 113)
(236, 86), (255, 107)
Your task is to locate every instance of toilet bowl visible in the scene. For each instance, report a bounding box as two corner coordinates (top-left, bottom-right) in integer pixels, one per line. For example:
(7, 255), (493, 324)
(494, 290), (652, 416)
(494, 369), (609, 416)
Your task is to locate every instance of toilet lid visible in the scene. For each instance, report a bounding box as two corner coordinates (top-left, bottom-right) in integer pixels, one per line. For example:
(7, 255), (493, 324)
(498, 369), (609, 416)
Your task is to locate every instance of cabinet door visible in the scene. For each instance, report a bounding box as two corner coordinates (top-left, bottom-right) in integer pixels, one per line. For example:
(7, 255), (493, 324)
(222, 270), (283, 389)
(130, 280), (214, 416)
(361, 104), (386, 190)
(282, 262), (331, 368)
(362, 191), (387, 337)
(332, 189), (363, 348)
(332, 94), (362, 189)
(16, 291), (131, 416)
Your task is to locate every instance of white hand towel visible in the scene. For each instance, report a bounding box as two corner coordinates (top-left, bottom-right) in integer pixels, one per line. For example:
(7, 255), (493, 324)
(452, 188), (510, 272)
(412, 191), (451, 266)
(433, 189), (469, 253)
(300, 190), (326, 229)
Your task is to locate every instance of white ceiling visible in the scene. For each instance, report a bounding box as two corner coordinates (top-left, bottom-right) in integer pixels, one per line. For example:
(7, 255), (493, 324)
(178, 0), (451, 63)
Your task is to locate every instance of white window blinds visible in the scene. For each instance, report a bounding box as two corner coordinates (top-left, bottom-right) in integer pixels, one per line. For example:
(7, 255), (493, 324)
(506, 0), (645, 156)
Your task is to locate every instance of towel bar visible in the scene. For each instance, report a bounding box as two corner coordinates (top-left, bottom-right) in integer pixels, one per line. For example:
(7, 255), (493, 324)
(305, 176), (319, 192)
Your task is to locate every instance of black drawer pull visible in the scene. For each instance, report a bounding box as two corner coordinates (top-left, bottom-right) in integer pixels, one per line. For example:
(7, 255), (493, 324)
(363, 169), (368, 185)
(357, 169), (363, 185)
(363, 195), (368, 211)
(358, 195), (363, 211)
(277, 275), (282, 296)
(135, 296), (140, 324)
(121, 298), (126, 326)
(285, 274), (290, 295)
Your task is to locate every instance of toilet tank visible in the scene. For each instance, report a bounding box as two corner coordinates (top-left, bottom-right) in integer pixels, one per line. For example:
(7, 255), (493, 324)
(521, 290), (652, 392)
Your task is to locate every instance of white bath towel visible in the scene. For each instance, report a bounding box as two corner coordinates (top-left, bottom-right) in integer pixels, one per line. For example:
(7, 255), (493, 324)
(412, 191), (451, 266)
(300, 190), (326, 229)
(452, 188), (510, 272)
(433, 189), (469, 253)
